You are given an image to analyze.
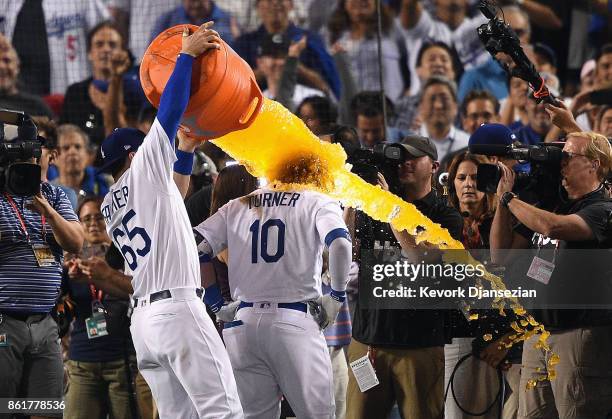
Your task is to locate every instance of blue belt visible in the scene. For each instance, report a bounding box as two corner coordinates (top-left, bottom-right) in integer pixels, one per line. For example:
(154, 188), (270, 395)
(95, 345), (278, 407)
(238, 301), (307, 313)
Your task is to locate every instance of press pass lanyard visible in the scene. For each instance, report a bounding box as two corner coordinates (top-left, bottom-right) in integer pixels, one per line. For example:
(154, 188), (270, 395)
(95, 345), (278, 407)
(4, 193), (46, 243)
(89, 284), (103, 304)
(90, 284), (106, 315)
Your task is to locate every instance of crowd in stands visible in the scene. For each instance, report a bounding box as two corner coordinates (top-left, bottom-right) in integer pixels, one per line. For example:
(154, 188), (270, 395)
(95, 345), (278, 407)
(0, 0), (611, 418)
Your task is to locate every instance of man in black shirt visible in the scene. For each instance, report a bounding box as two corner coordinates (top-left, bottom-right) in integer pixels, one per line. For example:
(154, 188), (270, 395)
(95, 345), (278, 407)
(492, 131), (612, 418)
(346, 135), (463, 419)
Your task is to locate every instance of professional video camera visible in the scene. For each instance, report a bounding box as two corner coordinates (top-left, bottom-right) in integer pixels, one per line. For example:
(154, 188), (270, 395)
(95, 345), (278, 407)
(335, 135), (406, 192)
(477, 0), (558, 105)
(0, 109), (43, 196)
(469, 142), (564, 208)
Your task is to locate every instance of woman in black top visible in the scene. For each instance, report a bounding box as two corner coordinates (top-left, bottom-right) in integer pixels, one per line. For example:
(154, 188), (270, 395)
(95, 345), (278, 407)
(444, 151), (517, 419)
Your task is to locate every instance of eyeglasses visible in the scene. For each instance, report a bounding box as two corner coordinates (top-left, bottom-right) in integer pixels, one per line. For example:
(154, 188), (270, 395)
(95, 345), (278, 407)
(80, 214), (105, 225)
(561, 151), (591, 161)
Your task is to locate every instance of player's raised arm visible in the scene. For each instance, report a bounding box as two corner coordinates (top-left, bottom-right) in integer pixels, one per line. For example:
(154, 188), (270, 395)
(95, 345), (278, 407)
(156, 22), (221, 143)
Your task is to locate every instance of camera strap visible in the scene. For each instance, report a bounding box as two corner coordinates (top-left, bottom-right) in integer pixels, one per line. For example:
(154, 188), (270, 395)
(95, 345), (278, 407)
(3, 193), (46, 243)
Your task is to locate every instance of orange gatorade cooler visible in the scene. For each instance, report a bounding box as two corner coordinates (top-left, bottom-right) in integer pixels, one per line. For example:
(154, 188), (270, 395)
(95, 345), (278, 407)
(140, 24), (263, 140)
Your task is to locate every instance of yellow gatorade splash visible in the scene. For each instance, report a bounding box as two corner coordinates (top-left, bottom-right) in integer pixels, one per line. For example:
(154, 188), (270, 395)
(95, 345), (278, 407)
(213, 98), (555, 387)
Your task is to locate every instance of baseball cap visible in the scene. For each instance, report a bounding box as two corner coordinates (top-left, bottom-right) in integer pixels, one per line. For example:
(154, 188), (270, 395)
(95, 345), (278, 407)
(469, 123), (517, 147)
(257, 33), (290, 57)
(399, 134), (438, 161)
(98, 128), (145, 173)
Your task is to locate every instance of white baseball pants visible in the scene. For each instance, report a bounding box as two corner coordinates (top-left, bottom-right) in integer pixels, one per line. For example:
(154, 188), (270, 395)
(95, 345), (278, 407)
(130, 287), (243, 419)
(222, 303), (335, 419)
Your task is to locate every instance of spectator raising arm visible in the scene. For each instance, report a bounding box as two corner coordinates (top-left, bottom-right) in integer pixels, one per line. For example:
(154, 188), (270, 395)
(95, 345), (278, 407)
(276, 36), (308, 110)
(103, 50), (132, 136)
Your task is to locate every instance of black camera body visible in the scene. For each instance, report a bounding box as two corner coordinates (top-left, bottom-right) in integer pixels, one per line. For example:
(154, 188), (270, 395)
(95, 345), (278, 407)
(469, 142), (564, 209)
(0, 109), (42, 196)
(339, 142), (407, 192)
(477, 0), (557, 105)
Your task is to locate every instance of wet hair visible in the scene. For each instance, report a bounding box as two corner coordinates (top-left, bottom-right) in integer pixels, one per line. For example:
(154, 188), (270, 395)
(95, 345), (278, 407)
(272, 153), (331, 190)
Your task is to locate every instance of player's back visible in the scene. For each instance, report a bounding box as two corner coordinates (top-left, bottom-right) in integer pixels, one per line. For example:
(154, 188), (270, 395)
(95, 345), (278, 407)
(219, 188), (344, 303)
(101, 119), (199, 298)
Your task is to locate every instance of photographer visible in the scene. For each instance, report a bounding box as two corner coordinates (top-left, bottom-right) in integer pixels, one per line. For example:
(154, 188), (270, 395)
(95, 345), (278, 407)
(0, 113), (84, 408)
(346, 134), (463, 419)
(491, 131), (612, 418)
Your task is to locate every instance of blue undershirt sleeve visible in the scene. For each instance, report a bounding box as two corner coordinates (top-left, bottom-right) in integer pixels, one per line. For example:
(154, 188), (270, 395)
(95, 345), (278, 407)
(157, 53), (195, 143)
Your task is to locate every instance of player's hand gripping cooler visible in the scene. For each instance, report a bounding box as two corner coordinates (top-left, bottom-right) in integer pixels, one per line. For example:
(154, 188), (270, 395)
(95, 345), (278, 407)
(140, 24), (263, 140)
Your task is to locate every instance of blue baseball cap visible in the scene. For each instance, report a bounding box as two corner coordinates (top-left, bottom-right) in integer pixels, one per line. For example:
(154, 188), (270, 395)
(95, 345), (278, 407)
(468, 123), (517, 147)
(98, 128), (146, 173)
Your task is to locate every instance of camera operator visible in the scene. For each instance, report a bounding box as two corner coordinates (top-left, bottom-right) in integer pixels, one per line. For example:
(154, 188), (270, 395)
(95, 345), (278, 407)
(491, 131), (612, 418)
(0, 115), (84, 408)
(346, 134), (463, 419)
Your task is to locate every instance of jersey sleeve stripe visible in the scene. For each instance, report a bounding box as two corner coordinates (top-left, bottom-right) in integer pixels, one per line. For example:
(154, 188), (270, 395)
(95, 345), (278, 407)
(324, 228), (351, 247)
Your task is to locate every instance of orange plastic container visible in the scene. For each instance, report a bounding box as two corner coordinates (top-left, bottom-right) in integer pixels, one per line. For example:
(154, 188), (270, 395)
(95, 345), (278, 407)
(140, 24), (263, 139)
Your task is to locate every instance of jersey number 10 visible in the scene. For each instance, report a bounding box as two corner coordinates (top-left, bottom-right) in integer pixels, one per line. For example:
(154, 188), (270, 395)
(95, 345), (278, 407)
(112, 209), (152, 270)
(249, 219), (285, 263)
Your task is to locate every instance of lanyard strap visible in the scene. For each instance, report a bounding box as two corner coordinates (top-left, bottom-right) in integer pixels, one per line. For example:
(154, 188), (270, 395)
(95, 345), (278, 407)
(89, 284), (103, 302)
(4, 194), (46, 242)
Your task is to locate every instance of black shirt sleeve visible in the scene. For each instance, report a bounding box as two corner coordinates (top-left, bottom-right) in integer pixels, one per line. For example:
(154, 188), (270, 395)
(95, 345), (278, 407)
(435, 203), (464, 243)
(575, 200), (612, 244)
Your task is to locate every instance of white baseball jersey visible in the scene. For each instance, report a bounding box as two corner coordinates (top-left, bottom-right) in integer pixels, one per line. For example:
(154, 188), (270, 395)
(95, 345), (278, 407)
(0, 0), (109, 94)
(194, 188), (348, 303)
(101, 118), (200, 298)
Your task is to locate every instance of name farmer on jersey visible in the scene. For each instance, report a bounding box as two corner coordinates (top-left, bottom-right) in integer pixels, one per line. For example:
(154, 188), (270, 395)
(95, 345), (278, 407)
(101, 185), (129, 223)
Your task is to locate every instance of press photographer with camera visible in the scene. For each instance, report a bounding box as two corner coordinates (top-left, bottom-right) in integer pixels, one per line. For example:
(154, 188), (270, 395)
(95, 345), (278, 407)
(346, 134), (463, 419)
(0, 110), (84, 406)
(491, 130), (612, 418)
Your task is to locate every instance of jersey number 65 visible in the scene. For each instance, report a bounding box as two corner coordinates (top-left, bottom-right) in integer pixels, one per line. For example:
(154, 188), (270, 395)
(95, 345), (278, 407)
(112, 209), (152, 270)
